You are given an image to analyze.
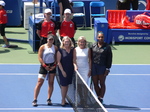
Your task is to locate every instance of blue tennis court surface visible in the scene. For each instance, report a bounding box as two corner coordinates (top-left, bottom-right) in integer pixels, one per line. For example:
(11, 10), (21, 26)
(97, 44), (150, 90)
(0, 64), (150, 112)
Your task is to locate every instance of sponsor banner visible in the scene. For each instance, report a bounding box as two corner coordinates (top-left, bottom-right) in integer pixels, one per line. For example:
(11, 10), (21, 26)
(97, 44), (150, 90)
(112, 31), (150, 42)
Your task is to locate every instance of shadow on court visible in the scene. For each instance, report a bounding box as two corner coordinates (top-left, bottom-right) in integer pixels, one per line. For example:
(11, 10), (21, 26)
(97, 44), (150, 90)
(104, 104), (140, 111)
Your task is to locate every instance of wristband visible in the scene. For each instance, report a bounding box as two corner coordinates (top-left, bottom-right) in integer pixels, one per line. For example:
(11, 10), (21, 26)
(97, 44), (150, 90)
(43, 64), (47, 68)
(53, 64), (57, 67)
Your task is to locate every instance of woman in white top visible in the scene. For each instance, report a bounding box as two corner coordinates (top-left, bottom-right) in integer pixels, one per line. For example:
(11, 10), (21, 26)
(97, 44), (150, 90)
(73, 36), (92, 84)
(32, 33), (58, 106)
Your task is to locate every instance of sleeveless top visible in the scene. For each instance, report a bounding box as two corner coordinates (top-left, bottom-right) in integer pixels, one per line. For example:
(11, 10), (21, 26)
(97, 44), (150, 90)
(76, 47), (89, 83)
(43, 44), (55, 63)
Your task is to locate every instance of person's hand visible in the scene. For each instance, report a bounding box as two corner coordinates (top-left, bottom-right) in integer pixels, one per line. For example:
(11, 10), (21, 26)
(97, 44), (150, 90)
(48, 66), (54, 71)
(74, 66), (78, 71)
(62, 70), (67, 77)
(45, 66), (50, 71)
(88, 70), (91, 77)
(104, 70), (110, 76)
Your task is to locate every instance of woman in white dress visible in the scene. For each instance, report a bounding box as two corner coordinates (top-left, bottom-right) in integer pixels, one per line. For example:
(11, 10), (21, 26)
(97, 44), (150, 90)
(73, 36), (92, 84)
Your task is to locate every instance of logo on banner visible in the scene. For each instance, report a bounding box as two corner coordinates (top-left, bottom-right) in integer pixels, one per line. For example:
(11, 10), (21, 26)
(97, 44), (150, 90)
(101, 24), (105, 28)
(6, 10), (13, 13)
(118, 35), (124, 41)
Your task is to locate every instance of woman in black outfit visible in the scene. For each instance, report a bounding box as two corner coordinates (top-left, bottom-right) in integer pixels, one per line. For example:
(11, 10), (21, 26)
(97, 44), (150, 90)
(91, 31), (112, 104)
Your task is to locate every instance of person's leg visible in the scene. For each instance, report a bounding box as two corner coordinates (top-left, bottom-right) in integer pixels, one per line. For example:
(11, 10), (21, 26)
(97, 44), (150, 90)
(2, 36), (9, 45)
(33, 75), (46, 100)
(116, 0), (123, 10)
(1, 24), (9, 46)
(131, 0), (138, 10)
(39, 37), (47, 46)
(71, 38), (76, 47)
(54, 35), (60, 47)
(98, 75), (106, 99)
(123, 0), (130, 10)
(58, 2), (63, 22)
(61, 85), (68, 105)
(47, 73), (55, 100)
(92, 75), (101, 97)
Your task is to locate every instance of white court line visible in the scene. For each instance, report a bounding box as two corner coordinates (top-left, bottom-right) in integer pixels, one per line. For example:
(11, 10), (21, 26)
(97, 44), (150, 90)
(0, 64), (40, 65)
(111, 64), (150, 65)
(0, 73), (150, 76)
(107, 108), (150, 110)
(109, 74), (150, 76)
(0, 108), (73, 110)
(0, 73), (37, 75)
(0, 107), (150, 111)
(0, 64), (150, 65)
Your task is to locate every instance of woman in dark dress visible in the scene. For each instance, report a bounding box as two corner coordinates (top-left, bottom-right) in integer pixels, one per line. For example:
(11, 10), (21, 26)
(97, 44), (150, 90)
(57, 36), (74, 106)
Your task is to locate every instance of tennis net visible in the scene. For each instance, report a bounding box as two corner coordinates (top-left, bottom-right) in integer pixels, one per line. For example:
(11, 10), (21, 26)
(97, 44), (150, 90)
(56, 69), (107, 112)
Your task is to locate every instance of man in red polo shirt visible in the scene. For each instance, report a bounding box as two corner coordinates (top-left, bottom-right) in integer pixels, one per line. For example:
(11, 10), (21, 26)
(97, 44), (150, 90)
(36, 8), (58, 46)
(0, 1), (9, 48)
(58, 9), (77, 46)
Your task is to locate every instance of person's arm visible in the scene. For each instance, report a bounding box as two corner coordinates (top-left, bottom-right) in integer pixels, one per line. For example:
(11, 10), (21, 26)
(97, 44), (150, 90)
(104, 46), (112, 76)
(58, 2), (63, 21)
(38, 45), (45, 65)
(73, 20), (77, 34)
(36, 30), (41, 38)
(54, 46), (58, 66)
(73, 48), (78, 71)
(53, 20), (58, 35)
(36, 20), (43, 38)
(57, 50), (67, 77)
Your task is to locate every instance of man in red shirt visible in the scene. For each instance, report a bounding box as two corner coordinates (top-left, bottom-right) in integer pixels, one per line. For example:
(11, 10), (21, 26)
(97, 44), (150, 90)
(36, 8), (58, 46)
(58, 9), (77, 46)
(0, 1), (9, 48)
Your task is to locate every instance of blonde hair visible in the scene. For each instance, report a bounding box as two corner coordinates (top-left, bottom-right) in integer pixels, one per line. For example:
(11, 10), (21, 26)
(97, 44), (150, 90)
(77, 36), (87, 48)
(60, 36), (74, 48)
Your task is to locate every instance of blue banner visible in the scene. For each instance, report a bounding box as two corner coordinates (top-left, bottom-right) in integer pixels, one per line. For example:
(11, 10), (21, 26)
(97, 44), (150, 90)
(110, 30), (150, 42)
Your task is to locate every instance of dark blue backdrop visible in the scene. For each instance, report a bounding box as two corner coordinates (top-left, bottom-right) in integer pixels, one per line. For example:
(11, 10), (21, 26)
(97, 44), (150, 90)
(4, 0), (147, 26)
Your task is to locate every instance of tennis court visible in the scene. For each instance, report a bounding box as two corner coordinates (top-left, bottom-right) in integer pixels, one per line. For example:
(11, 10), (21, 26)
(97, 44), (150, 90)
(0, 64), (149, 112)
(1, 27), (150, 112)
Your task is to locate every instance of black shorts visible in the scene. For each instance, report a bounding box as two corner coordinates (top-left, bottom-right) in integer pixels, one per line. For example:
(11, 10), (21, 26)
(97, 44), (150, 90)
(39, 63), (56, 74)
(91, 63), (106, 76)
(0, 24), (6, 36)
(39, 37), (47, 46)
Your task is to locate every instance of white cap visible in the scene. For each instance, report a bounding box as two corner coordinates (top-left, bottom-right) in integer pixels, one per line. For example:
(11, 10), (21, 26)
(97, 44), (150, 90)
(44, 8), (52, 13)
(64, 8), (71, 14)
(0, 1), (5, 6)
